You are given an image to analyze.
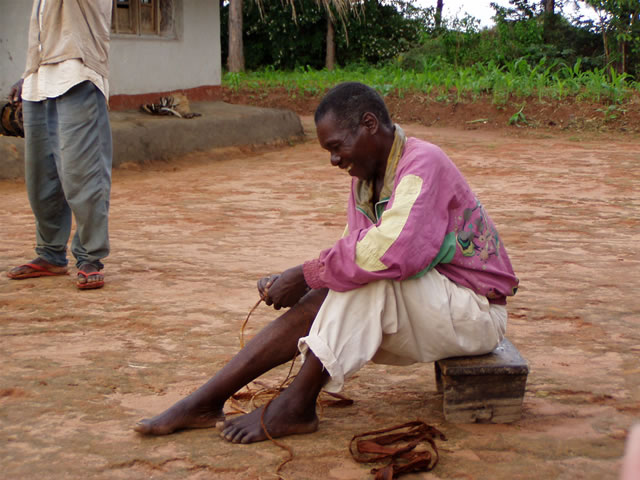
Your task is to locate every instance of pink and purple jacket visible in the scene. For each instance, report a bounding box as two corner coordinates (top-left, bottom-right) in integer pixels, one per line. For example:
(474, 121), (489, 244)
(303, 126), (519, 305)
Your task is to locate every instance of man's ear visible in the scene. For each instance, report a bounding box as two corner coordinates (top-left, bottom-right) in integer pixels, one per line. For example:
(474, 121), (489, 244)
(361, 112), (379, 134)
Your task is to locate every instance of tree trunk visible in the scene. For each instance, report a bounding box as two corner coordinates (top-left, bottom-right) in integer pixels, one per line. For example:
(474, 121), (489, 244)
(435, 0), (443, 30)
(542, 0), (555, 43)
(602, 28), (611, 71)
(228, 0), (245, 72)
(325, 17), (335, 71)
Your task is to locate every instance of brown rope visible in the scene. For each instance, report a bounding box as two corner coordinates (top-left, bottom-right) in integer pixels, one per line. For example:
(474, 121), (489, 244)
(258, 353), (299, 479)
(240, 297), (264, 349)
(235, 282), (353, 479)
(235, 282), (298, 479)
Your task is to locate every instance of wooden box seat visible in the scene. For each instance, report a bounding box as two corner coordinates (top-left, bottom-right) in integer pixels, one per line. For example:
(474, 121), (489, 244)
(434, 338), (529, 423)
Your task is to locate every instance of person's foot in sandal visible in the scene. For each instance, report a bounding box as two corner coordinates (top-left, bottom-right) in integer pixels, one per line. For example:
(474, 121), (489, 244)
(7, 257), (68, 279)
(77, 263), (104, 290)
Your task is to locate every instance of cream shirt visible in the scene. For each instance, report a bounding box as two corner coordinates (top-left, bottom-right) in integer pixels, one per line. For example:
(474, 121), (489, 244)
(22, 0), (109, 101)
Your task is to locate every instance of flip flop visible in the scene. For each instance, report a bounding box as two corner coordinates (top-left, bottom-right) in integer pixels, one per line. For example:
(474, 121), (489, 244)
(7, 262), (68, 279)
(77, 270), (105, 290)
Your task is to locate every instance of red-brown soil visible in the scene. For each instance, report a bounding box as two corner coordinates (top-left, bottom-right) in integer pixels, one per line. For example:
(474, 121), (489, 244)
(0, 109), (638, 479)
(215, 87), (640, 135)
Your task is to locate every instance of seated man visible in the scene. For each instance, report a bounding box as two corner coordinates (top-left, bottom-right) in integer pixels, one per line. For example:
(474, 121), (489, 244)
(134, 82), (519, 443)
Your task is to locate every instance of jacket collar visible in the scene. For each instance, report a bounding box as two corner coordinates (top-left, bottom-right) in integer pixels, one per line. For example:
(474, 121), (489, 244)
(354, 124), (407, 222)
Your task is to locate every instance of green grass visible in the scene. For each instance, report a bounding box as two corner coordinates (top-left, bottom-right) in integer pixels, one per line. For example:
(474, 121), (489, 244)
(222, 58), (640, 106)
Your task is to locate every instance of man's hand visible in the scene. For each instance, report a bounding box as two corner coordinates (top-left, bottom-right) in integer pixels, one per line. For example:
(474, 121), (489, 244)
(257, 274), (280, 299)
(9, 79), (24, 105)
(257, 265), (309, 310)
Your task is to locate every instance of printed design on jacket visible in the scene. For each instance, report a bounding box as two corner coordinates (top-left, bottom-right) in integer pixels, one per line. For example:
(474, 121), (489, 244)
(455, 200), (500, 262)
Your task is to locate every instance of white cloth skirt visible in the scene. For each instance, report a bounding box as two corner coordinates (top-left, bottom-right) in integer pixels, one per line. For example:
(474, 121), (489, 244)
(298, 269), (507, 392)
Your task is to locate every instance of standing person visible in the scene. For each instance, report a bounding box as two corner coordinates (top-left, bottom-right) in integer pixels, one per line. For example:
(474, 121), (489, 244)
(134, 82), (519, 442)
(6, 0), (113, 290)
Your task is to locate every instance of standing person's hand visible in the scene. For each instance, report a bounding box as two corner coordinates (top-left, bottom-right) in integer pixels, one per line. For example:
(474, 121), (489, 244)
(9, 79), (24, 105)
(259, 265), (309, 310)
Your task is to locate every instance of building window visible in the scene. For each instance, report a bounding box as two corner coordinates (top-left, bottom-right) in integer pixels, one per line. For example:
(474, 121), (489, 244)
(111, 0), (175, 37)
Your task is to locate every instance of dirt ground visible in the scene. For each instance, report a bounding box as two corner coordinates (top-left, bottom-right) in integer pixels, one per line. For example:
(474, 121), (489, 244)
(1, 114), (639, 480)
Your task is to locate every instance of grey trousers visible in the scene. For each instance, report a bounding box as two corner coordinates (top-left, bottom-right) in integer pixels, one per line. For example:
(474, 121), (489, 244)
(22, 81), (112, 269)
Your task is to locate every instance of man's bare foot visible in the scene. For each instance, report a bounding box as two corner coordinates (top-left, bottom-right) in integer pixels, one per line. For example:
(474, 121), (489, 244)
(77, 263), (104, 290)
(220, 391), (319, 444)
(134, 398), (225, 435)
(7, 257), (68, 279)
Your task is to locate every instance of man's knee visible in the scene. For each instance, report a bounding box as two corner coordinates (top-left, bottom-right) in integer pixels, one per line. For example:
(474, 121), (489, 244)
(299, 288), (329, 316)
(276, 288), (328, 332)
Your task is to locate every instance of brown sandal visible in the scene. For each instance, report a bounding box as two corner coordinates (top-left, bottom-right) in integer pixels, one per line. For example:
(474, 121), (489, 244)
(349, 421), (447, 479)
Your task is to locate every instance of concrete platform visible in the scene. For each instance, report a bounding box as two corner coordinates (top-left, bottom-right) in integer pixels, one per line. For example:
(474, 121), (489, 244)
(0, 101), (304, 180)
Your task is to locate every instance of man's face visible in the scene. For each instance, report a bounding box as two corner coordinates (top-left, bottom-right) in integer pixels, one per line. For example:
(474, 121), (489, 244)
(316, 111), (378, 181)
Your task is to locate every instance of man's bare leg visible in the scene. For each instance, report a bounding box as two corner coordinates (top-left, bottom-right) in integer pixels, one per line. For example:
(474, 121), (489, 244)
(221, 349), (328, 444)
(134, 288), (328, 435)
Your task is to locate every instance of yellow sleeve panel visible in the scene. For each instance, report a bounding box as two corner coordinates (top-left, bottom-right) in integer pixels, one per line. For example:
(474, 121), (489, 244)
(355, 174), (423, 272)
(342, 224), (349, 238)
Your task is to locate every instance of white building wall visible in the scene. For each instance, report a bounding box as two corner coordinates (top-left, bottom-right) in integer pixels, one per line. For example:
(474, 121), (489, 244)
(0, 0), (221, 100)
(110, 0), (221, 95)
(0, 2), (32, 98)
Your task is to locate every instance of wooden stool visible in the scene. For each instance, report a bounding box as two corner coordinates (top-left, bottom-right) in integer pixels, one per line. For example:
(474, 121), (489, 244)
(434, 338), (529, 423)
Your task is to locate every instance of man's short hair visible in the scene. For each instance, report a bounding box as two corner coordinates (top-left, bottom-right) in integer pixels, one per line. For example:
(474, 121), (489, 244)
(314, 82), (392, 132)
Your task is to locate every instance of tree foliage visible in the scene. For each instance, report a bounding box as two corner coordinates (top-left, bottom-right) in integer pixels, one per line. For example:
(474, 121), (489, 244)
(579, 0), (640, 74)
(221, 0), (425, 70)
(221, 0), (640, 80)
